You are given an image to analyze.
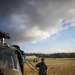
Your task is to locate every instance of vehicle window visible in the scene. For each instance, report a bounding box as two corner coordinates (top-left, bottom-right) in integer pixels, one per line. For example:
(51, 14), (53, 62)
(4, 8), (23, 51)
(0, 49), (21, 72)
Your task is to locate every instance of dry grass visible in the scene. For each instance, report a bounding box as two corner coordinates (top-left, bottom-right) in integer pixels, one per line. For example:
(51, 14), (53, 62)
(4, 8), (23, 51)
(24, 58), (75, 75)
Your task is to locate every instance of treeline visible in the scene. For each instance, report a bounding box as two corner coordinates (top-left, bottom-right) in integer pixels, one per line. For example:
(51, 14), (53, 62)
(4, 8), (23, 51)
(25, 52), (75, 58)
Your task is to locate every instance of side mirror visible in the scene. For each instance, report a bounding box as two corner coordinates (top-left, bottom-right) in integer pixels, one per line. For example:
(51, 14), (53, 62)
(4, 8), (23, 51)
(4, 69), (22, 75)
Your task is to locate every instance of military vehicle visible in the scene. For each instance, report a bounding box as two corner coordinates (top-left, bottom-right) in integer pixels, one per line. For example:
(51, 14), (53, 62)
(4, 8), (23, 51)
(0, 31), (25, 75)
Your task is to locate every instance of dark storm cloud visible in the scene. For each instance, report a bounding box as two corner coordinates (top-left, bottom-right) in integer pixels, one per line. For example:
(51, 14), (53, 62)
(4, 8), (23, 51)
(0, 0), (24, 14)
(0, 0), (75, 44)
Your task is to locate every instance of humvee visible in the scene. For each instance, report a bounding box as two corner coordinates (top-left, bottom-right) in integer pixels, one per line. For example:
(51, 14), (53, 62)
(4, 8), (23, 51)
(0, 31), (25, 75)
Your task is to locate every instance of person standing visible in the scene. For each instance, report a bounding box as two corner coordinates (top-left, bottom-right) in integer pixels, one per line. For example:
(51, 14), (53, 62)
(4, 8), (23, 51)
(36, 58), (47, 75)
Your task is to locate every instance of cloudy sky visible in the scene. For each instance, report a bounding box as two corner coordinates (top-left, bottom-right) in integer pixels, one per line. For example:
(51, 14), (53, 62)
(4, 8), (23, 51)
(0, 0), (75, 54)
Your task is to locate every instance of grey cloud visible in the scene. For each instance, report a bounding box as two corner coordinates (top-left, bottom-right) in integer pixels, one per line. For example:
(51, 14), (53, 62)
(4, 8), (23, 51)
(0, 0), (75, 44)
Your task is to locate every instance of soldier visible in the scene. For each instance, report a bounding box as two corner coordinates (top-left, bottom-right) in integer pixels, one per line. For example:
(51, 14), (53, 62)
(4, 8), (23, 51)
(36, 58), (47, 75)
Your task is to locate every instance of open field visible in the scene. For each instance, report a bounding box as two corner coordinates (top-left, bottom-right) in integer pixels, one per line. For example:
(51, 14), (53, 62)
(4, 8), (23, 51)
(24, 58), (75, 75)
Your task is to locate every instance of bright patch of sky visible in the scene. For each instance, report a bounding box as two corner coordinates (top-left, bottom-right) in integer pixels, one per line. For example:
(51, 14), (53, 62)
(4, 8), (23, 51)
(21, 27), (75, 54)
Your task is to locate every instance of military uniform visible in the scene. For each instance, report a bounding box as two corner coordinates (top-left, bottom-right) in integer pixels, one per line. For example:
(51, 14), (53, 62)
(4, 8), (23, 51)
(36, 61), (47, 75)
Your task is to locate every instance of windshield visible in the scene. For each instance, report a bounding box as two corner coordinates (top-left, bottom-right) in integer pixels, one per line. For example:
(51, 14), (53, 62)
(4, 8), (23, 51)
(0, 49), (21, 71)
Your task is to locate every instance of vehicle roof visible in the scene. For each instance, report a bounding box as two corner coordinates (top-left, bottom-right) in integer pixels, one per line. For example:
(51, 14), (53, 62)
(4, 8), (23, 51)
(0, 45), (17, 51)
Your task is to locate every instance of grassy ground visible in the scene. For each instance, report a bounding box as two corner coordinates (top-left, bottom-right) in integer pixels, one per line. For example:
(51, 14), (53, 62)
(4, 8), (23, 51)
(24, 58), (75, 75)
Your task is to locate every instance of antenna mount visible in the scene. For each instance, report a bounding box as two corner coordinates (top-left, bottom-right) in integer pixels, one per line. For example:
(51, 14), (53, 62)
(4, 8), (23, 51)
(0, 31), (10, 44)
